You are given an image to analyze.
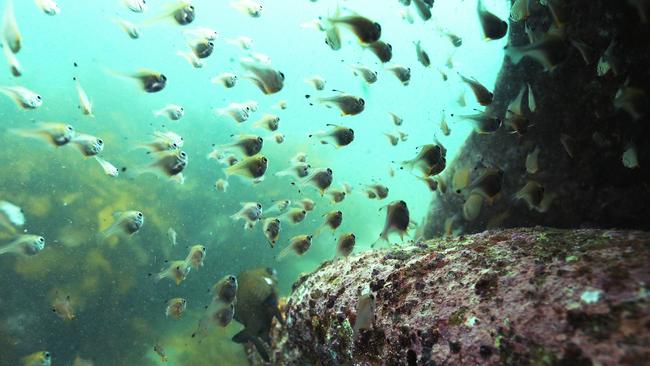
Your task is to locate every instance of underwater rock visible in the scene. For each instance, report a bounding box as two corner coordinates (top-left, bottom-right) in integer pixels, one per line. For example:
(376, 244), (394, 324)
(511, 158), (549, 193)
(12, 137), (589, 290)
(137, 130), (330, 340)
(252, 228), (650, 365)
(422, 0), (650, 237)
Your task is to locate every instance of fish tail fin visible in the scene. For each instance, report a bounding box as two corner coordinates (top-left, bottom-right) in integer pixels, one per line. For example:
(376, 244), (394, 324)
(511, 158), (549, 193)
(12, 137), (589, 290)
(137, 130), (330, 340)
(504, 46), (524, 65)
(275, 245), (292, 261)
(232, 332), (270, 362)
(243, 76), (265, 92)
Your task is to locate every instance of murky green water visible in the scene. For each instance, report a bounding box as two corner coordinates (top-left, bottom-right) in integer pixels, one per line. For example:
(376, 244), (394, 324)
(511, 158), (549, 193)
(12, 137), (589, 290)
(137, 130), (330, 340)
(0, 0), (507, 364)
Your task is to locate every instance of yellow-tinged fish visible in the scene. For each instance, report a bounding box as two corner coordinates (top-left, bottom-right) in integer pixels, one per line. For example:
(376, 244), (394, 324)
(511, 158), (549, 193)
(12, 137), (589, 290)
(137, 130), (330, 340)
(514, 181), (555, 213)
(154, 260), (191, 285)
(35, 0), (60, 16)
(145, 149), (188, 178)
(350, 64), (378, 84)
(365, 184), (389, 200)
(401, 143), (447, 176)
(614, 82), (646, 121)
(140, 131), (184, 152)
(317, 93), (365, 116)
(22, 351), (51, 366)
(327, 8), (381, 44)
(252, 114), (280, 131)
(277, 234), (312, 261)
(298, 198), (315, 211)
(622, 145), (640, 169)
(231, 0), (262, 18)
(185, 244), (206, 269)
(389, 112), (403, 126)
(510, 0), (530, 22)
(468, 167), (504, 203)
(154, 104), (184, 121)
(52, 293), (76, 321)
(241, 59), (284, 94)
(456, 111), (502, 134)
(0, 85), (42, 109)
(2, 37), (21, 76)
(463, 193), (484, 221)
(266, 200), (291, 215)
(505, 85), (530, 135)
(166, 297), (187, 319)
(220, 135), (264, 157)
(153, 342), (168, 362)
(353, 292), (375, 337)
(108, 69), (167, 93)
(310, 124), (354, 147)
(301, 167), (333, 195)
(387, 65), (411, 85)
(10, 123), (74, 147)
(373, 200), (412, 246)
(212, 72), (238, 88)
(215, 178), (229, 192)
(458, 73), (493, 106)
(216, 102), (251, 123)
(113, 18), (140, 39)
(314, 210), (343, 236)
(3, 0), (21, 53)
(101, 211), (144, 239)
(328, 189), (346, 204)
(72, 355), (94, 366)
(305, 75), (326, 90)
(526, 146), (541, 174)
(478, 0), (508, 40)
(413, 0), (432, 21)
(336, 233), (356, 258)
(0, 234), (45, 257)
(212, 274), (238, 303)
(275, 162), (310, 180)
(414, 40), (430, 67)
(225, 154), (268, 182)
(363, 40), (392, 63)
(145, 1), (195, 25)
(231, 202), (263, 229)
(505, 34), (567, 71)
(282, 208), (307, 225)
(74, 77), (93, 117)
(273, 132), (284, 143)
(124, 0), (146, 13)
(262, 218), (281, 247)
(71, 133), (104, 157)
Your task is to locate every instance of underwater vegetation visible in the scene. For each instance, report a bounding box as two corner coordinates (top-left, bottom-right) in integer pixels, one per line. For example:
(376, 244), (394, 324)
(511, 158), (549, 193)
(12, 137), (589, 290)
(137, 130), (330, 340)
(1, 0), (648, 365)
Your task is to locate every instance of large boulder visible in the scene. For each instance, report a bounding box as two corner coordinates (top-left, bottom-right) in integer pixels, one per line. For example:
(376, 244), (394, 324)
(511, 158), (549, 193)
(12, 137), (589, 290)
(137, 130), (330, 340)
(254, 228), (649, 365)
(422, 0), (650, 238)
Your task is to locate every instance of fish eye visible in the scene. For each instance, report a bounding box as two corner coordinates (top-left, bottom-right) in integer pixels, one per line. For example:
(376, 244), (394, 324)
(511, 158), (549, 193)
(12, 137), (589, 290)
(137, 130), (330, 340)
(66, 125), (74, 131)
(44, 352), (50, 358)
(279, 72), (285, 80)
(97, 139), (104, 145)
(327, 168), (332, 174)
(351, 234), (356, 238)
(374, 23), (381, 32)
(262, 157), (268, 162)
(38, 237), (45, 242)
(359, 98), (365, 105)
(137, 212), (143, 217)
(208, 42), (214, 47)
(399, 200), (406, 205)
(160, 74), (167, 81)
(387, 44), (393, 50)
(36, 95), (42, 100)
(257, 137), (263, 142)
(180, 151), (187, 157)
(257, 203), (262, 209)
(350, 129), (354, 134)
(302, 210), (306, 214)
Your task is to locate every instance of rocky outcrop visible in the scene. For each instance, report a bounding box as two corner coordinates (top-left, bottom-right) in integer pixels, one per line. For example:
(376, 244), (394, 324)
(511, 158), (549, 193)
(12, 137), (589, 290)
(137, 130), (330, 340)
(253, 228), (649, 365)
(422, 0), (650, 238)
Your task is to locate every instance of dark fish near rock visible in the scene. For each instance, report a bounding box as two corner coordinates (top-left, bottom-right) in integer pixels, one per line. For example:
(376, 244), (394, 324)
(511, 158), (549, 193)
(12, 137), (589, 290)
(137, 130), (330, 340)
(232, 267), (284, 362)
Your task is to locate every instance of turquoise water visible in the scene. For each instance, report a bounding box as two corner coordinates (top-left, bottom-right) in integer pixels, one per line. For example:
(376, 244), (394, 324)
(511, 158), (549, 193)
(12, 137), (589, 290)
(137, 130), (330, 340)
(0, 0), (507, 364)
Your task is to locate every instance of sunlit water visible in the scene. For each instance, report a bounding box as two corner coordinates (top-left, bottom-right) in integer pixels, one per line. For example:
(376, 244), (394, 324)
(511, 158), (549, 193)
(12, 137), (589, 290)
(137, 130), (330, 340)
(0, 0), (507, 364)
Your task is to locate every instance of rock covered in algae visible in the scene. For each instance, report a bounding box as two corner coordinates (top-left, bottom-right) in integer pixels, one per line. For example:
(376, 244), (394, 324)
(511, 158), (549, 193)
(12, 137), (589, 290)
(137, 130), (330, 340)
(250, 228), (649, 365)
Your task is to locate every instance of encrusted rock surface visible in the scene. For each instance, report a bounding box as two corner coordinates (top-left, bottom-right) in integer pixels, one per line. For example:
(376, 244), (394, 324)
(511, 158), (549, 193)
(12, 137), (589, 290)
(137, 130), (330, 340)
(251, 228), (649, 365)
(422, 0), (650, 238)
